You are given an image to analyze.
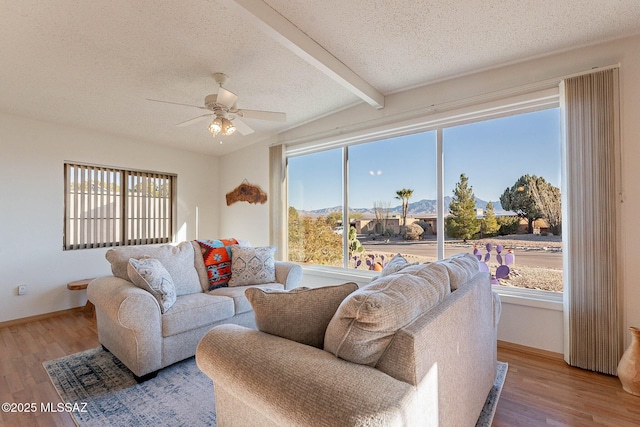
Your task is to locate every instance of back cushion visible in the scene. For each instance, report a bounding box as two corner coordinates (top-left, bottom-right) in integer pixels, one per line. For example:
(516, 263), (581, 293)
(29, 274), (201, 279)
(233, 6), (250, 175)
(105, 241), (201, 296)
(438, 253), (479, 290)
(324, 263), (450, 366)
(246, 282), (359, 348)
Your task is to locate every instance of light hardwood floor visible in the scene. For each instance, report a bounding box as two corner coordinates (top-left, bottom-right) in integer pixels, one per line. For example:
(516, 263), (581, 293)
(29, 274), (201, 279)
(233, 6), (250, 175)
(0, 310), (639, 426)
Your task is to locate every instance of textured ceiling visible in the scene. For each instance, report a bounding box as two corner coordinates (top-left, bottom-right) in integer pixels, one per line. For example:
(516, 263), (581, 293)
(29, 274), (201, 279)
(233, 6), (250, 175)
(1, 0), (639, 155)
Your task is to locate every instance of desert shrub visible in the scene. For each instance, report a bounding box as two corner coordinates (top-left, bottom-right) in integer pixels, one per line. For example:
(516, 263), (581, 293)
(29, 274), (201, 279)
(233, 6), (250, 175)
(405, 223), (424, 240)
(496, 216), (520, 236)
(288, 211), (342, 265)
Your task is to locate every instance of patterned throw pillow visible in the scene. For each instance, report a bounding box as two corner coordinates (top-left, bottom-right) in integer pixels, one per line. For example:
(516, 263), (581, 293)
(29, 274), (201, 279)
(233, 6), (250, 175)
(196, 238), (238, 290)
(127, 258), (177, 313)
(228, 246), (276, 287)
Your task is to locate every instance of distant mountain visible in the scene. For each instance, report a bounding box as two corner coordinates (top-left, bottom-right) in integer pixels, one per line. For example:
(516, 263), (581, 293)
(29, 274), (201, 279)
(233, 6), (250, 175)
(300, 198), (509, 218)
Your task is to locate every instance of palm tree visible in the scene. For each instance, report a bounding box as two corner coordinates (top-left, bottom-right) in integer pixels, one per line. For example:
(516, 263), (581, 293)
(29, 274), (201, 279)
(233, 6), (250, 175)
(395, 188), (414, 232)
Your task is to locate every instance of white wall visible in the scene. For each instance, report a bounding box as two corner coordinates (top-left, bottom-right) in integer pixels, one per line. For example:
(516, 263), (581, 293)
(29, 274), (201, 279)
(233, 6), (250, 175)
(219, 34), (640, 352)
(0, 113), (219, 322)
(218, 141), (271, 247)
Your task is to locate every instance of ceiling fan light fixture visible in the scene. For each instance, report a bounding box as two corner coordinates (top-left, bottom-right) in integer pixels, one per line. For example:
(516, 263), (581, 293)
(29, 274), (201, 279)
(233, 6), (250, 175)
(208, 117), (222, 136)
(222, 118), (236, 135)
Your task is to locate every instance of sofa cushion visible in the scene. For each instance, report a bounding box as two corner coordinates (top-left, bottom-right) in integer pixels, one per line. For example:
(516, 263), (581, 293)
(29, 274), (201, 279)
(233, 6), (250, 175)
(438, 253), (479, 290)
(379, 253), (417, 277)
(209, 283), (285, 314)
(161, 293), (235, 337)
(127, 258), (177, 313)
(228, 246), (276, 287)
(195, 238), (239, 290)
(106, 241), (202, 296)
(246, 282), (359, 348)
(324, 263), (450, 366)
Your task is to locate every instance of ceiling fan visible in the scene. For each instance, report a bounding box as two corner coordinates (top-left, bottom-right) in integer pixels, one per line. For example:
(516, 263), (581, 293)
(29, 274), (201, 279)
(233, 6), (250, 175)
(147, 73), (286, 137)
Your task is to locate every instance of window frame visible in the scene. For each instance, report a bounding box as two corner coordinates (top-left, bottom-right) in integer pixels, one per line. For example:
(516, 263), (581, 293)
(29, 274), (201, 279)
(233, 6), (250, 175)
(63, 162), (177, 250)
(281, 87), (562, 304)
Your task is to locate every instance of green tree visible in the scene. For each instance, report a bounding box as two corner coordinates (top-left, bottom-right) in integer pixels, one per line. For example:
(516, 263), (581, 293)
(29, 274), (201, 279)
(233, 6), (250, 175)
(529, 180), (562, 235)
(287, 206), (304, 262)
(395, 188), (414, 229)
(446, 174), (479, 242)
(500, 174), (560, 234)
(481, 201), (500, 237)
(496, 216), (520, 236)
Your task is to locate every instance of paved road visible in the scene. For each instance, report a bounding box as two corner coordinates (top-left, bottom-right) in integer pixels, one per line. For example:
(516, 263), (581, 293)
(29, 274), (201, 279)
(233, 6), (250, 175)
(362, 241), (563, 269)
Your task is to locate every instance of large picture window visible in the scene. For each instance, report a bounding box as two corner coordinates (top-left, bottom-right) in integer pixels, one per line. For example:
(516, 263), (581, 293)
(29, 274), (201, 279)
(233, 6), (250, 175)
(63, 163), (176, 250)
(287, 149), (344, 266)
(285, 96), (563, 293)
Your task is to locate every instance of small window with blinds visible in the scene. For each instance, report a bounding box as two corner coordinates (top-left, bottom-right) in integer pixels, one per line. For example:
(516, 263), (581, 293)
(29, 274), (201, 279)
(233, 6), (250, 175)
(63, 163), (176, 250)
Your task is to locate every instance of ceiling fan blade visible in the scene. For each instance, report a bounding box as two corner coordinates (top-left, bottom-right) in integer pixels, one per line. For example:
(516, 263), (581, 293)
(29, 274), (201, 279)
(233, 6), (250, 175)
(238, 109), (286, 122)
(146, 98), (208, 110)
(232, 118), (255, 136)
(175, 114), (213, 127)
(216, 87), (238, 109)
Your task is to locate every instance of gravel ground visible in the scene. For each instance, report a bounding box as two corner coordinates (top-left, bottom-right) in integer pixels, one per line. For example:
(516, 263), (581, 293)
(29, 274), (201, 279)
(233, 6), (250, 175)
(497, 265), (563, 292)
(471, 234), (562, 250)
(361, 234), (564, 293)
(468, 235), (563, 292)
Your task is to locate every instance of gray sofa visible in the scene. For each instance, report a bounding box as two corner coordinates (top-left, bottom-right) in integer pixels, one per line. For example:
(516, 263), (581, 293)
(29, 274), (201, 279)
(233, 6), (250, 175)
(87, 240), (302, 380)
(196, 254), (501, 426)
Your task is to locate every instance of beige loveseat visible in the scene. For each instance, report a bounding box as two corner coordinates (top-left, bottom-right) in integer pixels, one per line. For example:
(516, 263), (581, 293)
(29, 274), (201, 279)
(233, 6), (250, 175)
(196, 254), (501, 426)
(87, 240), (302, 380)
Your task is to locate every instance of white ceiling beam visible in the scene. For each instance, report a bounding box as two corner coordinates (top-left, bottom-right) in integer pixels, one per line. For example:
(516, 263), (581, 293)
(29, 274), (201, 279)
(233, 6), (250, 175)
(221, 0), (385, 109)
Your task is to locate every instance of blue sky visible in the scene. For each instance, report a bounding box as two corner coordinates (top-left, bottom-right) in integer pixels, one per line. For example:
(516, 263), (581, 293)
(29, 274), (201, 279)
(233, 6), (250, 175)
(288, 108), (561, 211)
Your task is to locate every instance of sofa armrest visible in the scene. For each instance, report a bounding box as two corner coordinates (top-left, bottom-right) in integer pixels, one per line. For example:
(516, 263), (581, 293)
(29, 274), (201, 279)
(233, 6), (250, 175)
(492, 290), (502, 328)
(196, 324), (416, 426)
(88, 276), (162, 325)
(87, 276), (163, 376)
(274, 261), (302, 290)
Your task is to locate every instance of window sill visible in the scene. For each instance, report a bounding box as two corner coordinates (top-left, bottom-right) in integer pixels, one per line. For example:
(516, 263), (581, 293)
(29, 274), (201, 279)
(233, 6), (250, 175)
(493, 286), (563, 311)
(300, 264), (564, 311)
(300, 264), (378, 282)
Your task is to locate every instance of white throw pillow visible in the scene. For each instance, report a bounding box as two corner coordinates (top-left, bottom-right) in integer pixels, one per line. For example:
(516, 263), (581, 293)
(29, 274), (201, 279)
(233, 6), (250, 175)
(127, 258), (177, 313)
(228, 246), (277, 287)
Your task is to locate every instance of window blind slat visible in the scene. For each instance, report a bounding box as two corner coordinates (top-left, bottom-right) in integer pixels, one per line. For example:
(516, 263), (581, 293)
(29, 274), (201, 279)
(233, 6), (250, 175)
(80, 167), (86, 249)
(64, 163), (175, 250)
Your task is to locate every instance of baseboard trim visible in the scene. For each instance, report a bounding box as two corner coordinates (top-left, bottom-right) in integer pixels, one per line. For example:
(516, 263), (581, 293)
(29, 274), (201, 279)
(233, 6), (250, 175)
(498, 340), (564, 361)
(0, 307), (84, 329)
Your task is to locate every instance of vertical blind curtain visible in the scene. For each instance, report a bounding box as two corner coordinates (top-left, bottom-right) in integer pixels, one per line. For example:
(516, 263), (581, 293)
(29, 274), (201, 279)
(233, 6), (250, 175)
(64, 164), (173, 250)
(563, 68), (621, 375)
(269, 144), (287, 260)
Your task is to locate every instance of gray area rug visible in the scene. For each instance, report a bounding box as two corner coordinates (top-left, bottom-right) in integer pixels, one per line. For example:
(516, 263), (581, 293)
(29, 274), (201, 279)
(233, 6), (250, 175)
(44, 347), (507, 426)
(476, 361), (508, 427)
(43, 348), (216, 426)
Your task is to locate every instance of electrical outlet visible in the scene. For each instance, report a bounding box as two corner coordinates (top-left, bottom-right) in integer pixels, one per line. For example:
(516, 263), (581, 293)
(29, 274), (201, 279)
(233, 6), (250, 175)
(18, 285), (27, 295)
